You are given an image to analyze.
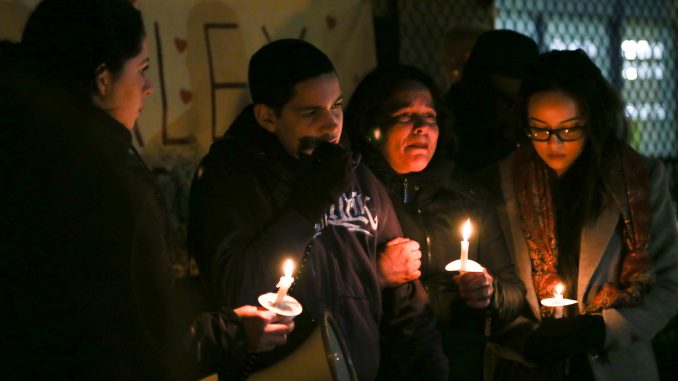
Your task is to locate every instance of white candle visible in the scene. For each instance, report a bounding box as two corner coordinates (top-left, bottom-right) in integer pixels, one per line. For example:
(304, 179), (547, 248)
(274, 259), (295, 306)
(554, 283), (564, 318)
(460, 219), (471, 272)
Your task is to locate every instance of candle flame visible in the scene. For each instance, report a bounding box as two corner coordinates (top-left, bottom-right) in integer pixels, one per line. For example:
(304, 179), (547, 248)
(462, 218), (472, 241)
(555, 283), (564, 295)
(283, 259), (295, 278)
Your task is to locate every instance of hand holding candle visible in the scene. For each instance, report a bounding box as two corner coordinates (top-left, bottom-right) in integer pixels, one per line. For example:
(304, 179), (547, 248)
(540, 282), (577, 318)
(258, 258), (303, 317)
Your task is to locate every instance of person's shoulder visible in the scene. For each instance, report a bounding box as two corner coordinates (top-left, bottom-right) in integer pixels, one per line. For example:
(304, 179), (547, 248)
(431, 158), (490, 203)
(354, 161), (382, 189)
(640, 154), (664, 173)
(199, 105), (266, 169)
(620, 145), (666, 186)
(199, 130), (264, 174)
(474, 161), (502, 190)
(639, 155), (670, 196)
(191, 140), (255, 200)
(200, 137), (239, 168)
(473, 154), (515, 202)
(354, 162), (397, 203)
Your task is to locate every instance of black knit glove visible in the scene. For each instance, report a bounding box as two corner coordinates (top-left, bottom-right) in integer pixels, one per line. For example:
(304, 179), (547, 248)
(524, 314), (606, 363)
(289, 142), (353, 223)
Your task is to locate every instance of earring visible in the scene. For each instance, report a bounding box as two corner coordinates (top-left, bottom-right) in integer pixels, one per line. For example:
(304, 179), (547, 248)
(370, 127), (382, 143)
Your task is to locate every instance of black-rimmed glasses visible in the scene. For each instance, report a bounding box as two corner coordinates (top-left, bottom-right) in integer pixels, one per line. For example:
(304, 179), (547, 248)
(525, 126), (586, 142)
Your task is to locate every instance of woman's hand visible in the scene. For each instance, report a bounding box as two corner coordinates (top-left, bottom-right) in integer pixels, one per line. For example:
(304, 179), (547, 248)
(454, 268), (494, 309)
(524, 314), (605, 363)
(378, 237), (422, 287)
(233, 305), (295, 353)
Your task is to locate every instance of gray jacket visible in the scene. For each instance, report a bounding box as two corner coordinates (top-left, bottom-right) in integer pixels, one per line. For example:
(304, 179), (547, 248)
(487, 153), (678, 381)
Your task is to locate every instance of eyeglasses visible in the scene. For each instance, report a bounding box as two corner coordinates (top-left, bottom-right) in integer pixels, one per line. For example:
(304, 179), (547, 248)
(525, 126), (586, 142)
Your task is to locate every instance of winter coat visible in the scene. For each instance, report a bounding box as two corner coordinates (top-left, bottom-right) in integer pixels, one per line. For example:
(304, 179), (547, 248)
(0, 48), (250, 380)
(363, 150), (525, 381)
(482, 152), (678, 381)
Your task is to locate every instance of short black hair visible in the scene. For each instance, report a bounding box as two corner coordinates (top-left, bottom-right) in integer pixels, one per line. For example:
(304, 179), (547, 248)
(464, 29), (538, 79)
(21, 0), (145, 101)
(248, 39), (336, 115)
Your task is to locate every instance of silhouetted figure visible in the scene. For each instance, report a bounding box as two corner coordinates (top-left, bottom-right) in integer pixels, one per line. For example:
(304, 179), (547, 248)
(445, 29), (538, 173)
(439, 24), (488, 90)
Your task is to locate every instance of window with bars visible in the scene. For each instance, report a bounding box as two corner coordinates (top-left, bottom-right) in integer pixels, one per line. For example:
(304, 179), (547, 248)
(496, 0), (677, 159)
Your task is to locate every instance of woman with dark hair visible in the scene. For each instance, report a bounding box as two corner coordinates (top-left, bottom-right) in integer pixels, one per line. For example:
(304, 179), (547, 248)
(345, 65), (525, 381)
(480, 50), (678, 381)
(0, 0), (292, 379)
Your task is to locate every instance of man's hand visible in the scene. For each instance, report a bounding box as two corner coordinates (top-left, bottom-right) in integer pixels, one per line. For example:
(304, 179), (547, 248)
(233, 305), (295, 353)
(378, 237), (422, 287)
(453, 268), (494, 309)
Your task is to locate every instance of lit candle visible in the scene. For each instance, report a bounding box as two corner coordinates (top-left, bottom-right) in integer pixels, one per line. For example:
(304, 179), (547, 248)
(554, 283), (564, 318)
(274, 259), (295, 306)
(460, 219), (471, 272)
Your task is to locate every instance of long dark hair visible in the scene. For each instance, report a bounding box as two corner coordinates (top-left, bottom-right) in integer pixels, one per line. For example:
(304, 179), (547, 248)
(345, 64), (452, 157)
(516, 49), (629, 219)
(20, 0), (145, 102)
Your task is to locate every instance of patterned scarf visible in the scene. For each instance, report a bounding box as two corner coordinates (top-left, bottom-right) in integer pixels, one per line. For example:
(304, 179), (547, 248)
(513, 144), (654, 317)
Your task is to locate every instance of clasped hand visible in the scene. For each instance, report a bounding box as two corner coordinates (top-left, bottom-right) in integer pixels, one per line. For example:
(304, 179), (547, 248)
(378, 237), (422, 287)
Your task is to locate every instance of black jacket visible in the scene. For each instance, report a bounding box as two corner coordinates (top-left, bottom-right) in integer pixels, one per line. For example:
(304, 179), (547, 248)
(362, 149), (525, 381)
(0, 46), (249, 380)
(188, 106), (448, 380)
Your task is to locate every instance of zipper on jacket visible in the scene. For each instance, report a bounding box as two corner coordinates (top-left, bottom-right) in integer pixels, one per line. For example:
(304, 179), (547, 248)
(484, 309), (492, 337)
(402, 177), (410, 204)
(425, 234), (433, 268)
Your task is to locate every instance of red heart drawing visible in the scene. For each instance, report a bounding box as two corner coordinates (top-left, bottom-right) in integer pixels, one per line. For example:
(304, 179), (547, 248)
(174, 37), (188, 53)
(326, 15), (336, 30)
(180, 89), (192, 104)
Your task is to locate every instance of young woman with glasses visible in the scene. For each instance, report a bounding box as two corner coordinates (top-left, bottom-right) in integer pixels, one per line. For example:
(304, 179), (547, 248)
(479, 50), (678, 381)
